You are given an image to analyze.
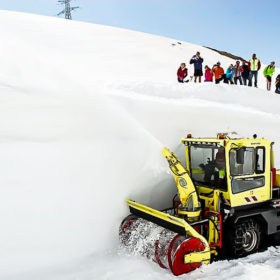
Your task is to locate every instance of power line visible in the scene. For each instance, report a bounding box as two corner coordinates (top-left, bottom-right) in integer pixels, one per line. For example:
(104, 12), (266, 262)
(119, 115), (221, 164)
(57, 0), (79, 20)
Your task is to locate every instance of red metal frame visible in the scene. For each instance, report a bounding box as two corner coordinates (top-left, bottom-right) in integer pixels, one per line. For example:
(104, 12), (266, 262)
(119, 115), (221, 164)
(271, 168), (276, 187)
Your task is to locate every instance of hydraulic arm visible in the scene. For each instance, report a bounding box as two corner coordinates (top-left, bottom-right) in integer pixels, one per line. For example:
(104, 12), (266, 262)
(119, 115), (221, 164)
(162, 147), (201, 220)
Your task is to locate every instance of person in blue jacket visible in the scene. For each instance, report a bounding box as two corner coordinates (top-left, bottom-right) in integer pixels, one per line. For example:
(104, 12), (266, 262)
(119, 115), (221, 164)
(190, 51), (204, 83)
(225, 64), (235, 84)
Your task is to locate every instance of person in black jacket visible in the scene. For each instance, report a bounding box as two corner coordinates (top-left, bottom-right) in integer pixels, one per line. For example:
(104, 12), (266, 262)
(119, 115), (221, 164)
(241, 61), (250, 86)
(276, 74), (280, 94)
(190, 51), (204, 83)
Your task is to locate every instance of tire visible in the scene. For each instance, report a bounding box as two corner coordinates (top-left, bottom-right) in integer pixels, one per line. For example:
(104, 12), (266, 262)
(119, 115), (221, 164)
(226, 219), (261, 258)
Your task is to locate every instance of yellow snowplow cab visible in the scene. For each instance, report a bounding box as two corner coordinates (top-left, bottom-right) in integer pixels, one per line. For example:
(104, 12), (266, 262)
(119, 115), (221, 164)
(181, 134), (272, 209)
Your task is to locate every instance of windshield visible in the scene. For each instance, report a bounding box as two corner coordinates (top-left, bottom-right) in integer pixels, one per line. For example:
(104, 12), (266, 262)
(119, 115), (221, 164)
(190, 145), (226, 189)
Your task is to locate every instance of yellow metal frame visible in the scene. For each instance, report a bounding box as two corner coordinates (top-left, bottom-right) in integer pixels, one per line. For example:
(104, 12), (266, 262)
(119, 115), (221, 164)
(162, 147), (200, 218)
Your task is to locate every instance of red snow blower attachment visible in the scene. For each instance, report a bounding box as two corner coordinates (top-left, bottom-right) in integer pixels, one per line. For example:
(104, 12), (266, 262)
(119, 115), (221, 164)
(120, 214), (207, 275)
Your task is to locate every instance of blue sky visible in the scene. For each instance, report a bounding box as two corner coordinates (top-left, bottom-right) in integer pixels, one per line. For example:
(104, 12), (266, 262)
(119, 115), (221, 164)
(0, 0), (279, 65)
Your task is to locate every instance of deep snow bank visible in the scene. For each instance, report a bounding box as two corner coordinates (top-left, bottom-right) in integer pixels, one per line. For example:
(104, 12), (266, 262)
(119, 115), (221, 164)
(0, 10), (280, 279)
(0, 92), (177, 277)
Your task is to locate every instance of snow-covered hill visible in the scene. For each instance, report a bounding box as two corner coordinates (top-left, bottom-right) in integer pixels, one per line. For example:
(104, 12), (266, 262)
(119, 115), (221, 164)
(1, 10), (280, 280)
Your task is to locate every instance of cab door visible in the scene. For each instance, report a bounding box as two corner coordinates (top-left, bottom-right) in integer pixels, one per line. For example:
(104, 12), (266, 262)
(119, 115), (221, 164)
(229, 145), (271, 207)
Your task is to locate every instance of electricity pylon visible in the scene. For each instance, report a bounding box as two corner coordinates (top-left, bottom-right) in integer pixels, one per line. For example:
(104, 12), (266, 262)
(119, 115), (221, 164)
(57, 0), (79, 20)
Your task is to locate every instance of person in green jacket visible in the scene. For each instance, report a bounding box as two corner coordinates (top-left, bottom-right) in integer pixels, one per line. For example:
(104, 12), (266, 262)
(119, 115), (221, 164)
(263, 61), (275, 91)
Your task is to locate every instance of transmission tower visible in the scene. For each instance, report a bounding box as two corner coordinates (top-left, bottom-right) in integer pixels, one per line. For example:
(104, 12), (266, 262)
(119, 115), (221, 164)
(57, 0), (79, 20)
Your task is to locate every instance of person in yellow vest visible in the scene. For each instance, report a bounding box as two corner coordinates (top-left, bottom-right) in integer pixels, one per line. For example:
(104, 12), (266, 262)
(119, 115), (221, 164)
(263, 61), (275, 91)
(248, 53), (261, 87)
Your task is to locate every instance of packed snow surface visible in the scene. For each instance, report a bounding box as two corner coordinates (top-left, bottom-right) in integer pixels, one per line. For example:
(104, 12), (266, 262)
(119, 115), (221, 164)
(1, 10), (280, 280)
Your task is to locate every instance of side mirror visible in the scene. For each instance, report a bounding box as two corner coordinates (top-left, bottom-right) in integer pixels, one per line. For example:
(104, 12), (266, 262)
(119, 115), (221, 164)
(236, 147), (245, 164)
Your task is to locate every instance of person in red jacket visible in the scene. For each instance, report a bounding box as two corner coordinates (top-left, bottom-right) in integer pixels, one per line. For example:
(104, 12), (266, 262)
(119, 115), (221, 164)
(177, 63), (189, 83)
(248, 53), (261, 87)
(204, 65), (213, 82)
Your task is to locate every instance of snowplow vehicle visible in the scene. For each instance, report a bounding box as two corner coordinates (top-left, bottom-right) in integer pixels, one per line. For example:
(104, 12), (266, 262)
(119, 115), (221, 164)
(119, 133), (280, 276)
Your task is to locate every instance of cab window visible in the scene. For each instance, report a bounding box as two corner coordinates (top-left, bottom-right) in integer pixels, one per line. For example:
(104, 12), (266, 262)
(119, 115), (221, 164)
(230, 147), (254, 176)
(190, 145), (226, 189)
(232, 176), (265, 194)
(256, 147), (265, 174)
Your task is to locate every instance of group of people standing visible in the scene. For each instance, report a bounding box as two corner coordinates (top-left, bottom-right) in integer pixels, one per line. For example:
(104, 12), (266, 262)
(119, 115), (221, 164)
(177, 52), (280, 93)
